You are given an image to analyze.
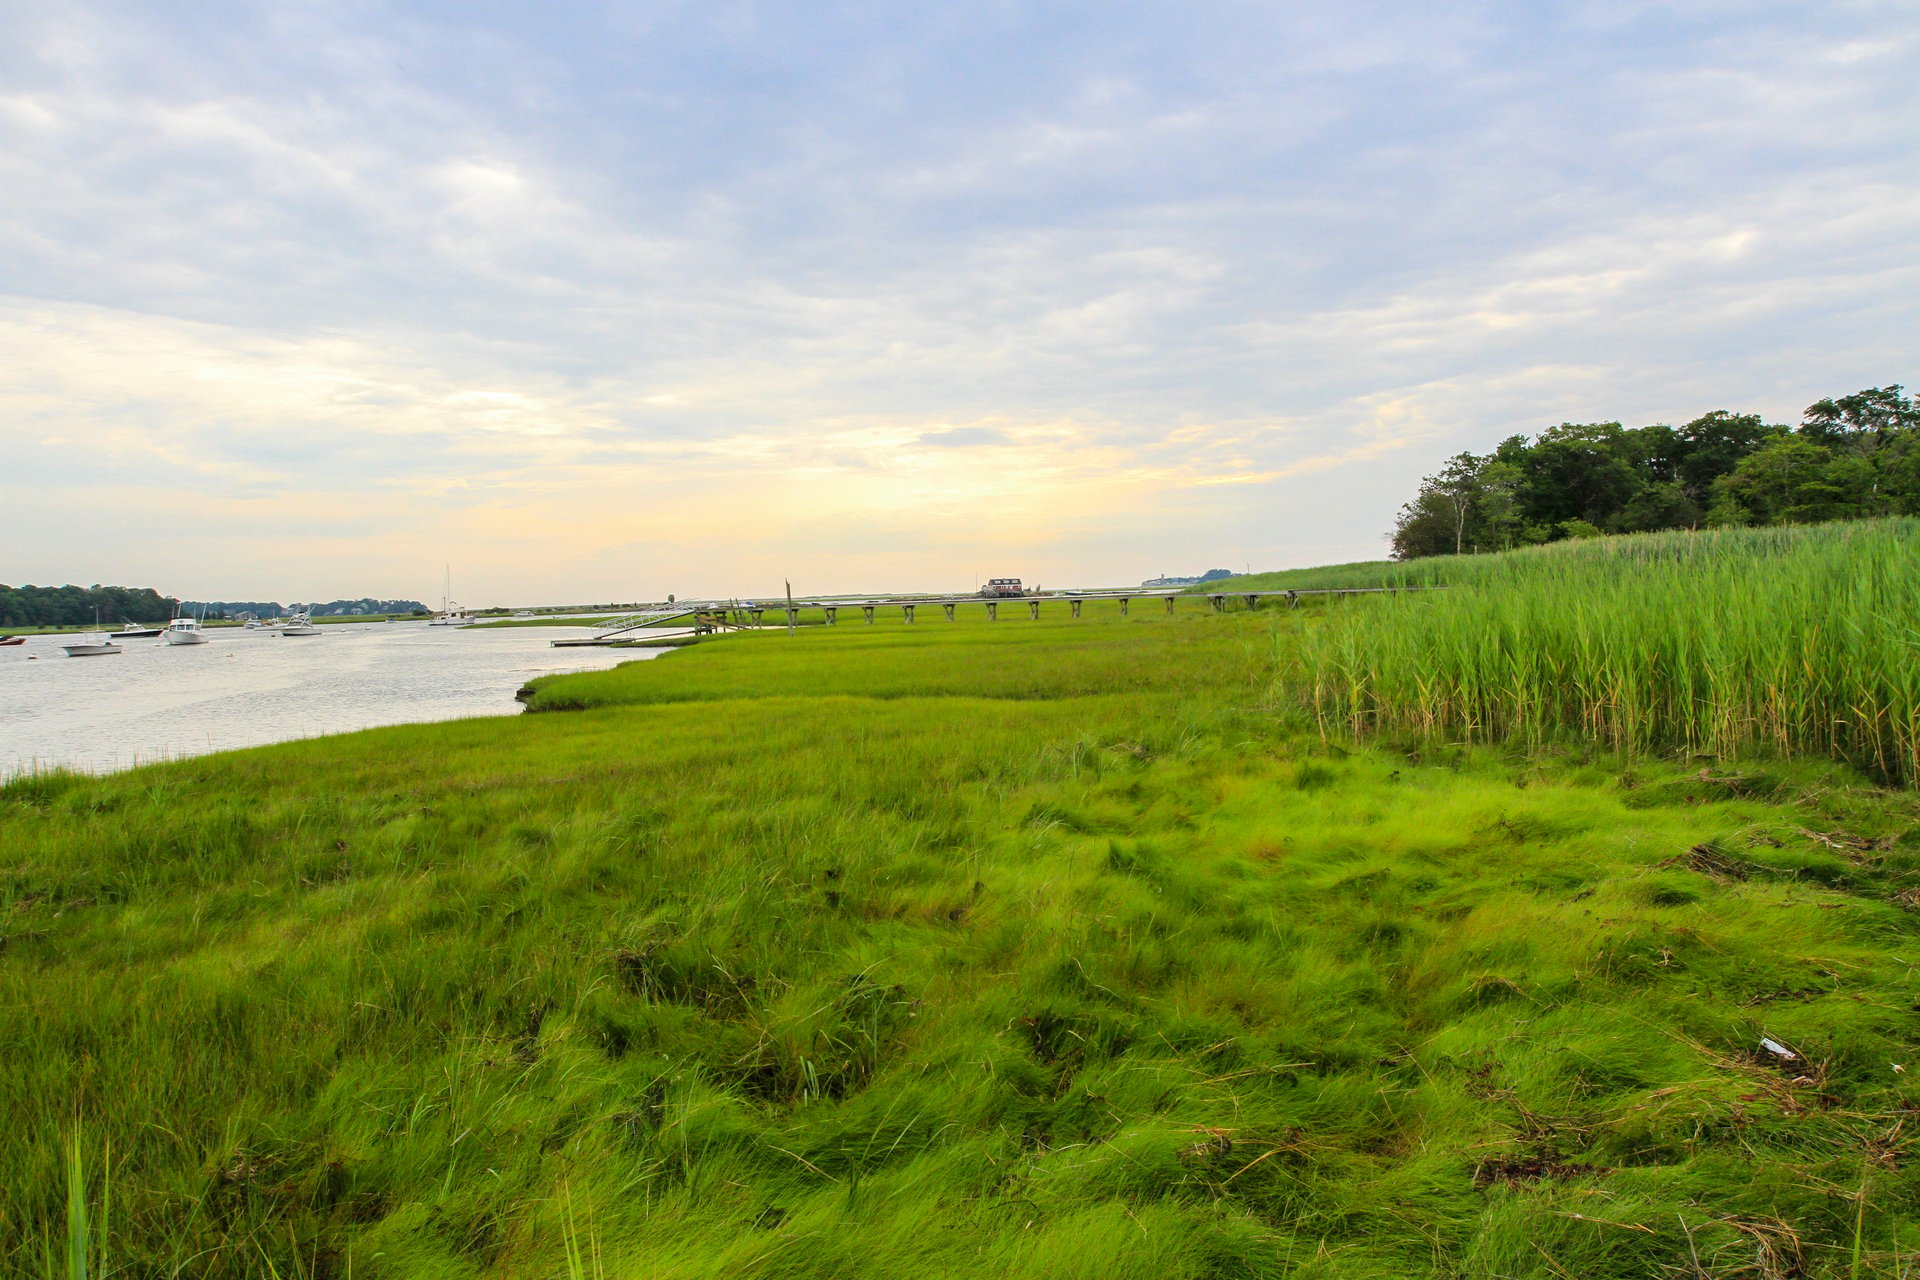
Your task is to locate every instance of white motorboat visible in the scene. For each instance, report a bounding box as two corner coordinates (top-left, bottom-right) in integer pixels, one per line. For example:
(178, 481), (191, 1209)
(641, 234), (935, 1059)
(164, 616), (209, 646)
(280, 613), (323, 636)
(64, 633), (123, 657)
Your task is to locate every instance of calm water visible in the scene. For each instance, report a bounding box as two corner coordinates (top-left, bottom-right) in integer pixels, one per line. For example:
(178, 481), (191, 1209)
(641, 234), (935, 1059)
(0, 622), (667, 778)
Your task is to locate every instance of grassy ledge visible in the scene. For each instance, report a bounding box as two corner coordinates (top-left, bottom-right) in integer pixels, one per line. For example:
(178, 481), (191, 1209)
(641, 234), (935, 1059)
(4, 594), (1920, 1277)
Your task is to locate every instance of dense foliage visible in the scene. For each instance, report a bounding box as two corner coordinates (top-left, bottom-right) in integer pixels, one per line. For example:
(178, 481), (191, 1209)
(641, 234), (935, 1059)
(0, 583), (177, 629)
(1391, 384), (1919, 559)
(182, 598), (427, 619)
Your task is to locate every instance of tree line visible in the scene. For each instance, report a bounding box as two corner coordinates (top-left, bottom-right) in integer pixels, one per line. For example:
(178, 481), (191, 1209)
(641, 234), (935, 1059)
(182, 598), (427, 619)
(1390, 384), (1920, 559)
(0, 584), (179, 629)
(0, 587), (434, 628)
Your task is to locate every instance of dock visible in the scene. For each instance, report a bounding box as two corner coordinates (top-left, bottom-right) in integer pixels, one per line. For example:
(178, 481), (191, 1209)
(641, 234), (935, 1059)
(551, 587), (1427, 646)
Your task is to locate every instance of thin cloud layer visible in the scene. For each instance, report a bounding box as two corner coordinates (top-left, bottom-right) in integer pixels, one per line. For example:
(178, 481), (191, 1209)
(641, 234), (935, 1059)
(1, 1), (1913, 601)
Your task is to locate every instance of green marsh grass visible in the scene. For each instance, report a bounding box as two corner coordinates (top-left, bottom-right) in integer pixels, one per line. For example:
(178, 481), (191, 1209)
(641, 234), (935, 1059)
(5, 610), (1920, 1276)
(522, 607), (1251, 710)
(1183, 560), (1415, 592)
(1305, 520), (1920, 784)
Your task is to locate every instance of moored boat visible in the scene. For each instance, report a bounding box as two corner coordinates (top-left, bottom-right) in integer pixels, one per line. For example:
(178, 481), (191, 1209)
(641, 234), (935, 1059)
(0, 635), (23, 647)
(164, 616), (209, 646)
(64, 634), (123, 657)
(429, 566), (471, 626)
(115, 621), (163, 639)
(280, 613), (323, 636)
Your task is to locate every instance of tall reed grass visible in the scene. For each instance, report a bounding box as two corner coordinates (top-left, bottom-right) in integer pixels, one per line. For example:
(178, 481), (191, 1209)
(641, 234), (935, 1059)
(1304, 520), (1920, 783)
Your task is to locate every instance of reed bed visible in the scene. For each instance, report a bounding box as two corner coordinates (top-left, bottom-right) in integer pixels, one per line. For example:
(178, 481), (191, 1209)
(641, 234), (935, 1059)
(1304, 520), (1920, 783)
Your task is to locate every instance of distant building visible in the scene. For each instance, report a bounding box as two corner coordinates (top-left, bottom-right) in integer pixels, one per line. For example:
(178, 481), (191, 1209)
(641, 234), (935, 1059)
(1140, 569), (1234, 588)
(979, 578), (1026, 597)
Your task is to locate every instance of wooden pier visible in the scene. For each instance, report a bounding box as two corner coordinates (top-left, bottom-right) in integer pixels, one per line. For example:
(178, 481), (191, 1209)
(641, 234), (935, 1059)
(552, 587), (1427, 646)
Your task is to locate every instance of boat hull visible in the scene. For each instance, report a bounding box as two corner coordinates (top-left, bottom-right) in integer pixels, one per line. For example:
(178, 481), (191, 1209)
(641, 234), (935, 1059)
(281, 626), (323, 636)
(63, 644), (122, 657)
(163, 631), (209, 645)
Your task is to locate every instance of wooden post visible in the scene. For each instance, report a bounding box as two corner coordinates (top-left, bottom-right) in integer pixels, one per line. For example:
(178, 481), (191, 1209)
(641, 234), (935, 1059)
(943, 602), (955, 621)
(1285, 590), (1298, 610)
(987, 602), (997, 622)
(1028, 600), (1040, 621)
(824, 606), (837, 626)
(750, 608), (764, 626)
(786, 607), (799, 628)
(1167, 596), (1176, 614)
(903, 604), (915, 623)
(1243, 595), (1257, 612)
(1070, 599), (1082, 618)
(1119, 597), (1130, 616)
(862, 604), (875, 624)
(1209, 595), (1224, 613)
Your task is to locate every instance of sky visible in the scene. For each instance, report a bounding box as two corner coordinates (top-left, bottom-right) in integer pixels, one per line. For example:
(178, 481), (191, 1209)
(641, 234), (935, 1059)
(1, 1), (1914, 605)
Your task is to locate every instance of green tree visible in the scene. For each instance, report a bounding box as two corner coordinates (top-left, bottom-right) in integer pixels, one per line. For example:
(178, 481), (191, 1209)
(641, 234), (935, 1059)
(1720, 437), (1839, 524)
(1521, 423), (1642, 529)
(1673, 411), (1777, 499)
(1616, 479), (1699, 532)
(1389, 484), (1462, 560)
(1475, 459), (1526, 549)
(1800, 385), (1918, 450)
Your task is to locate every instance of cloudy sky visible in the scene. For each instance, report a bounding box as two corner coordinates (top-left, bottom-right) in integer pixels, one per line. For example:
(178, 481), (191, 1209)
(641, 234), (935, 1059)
(2, 1), (1914, 604)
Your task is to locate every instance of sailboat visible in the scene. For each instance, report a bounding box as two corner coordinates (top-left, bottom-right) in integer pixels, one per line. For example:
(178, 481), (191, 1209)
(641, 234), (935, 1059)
(429, 567), (471, 627)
